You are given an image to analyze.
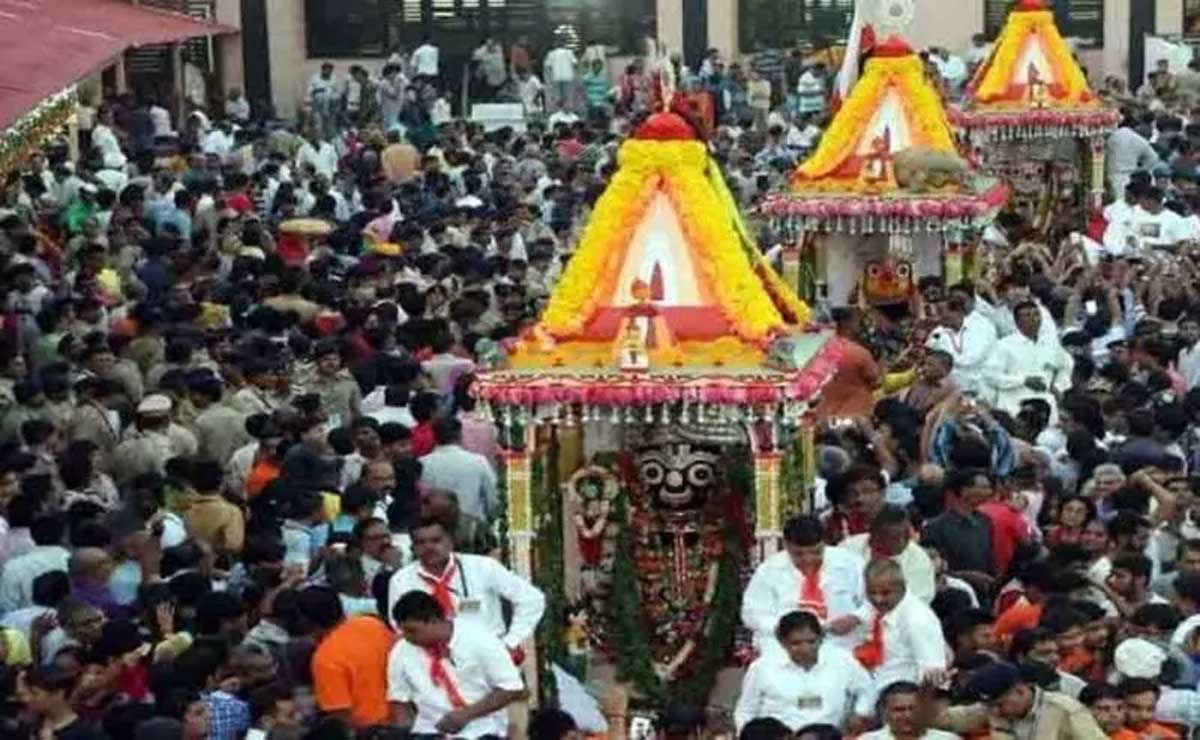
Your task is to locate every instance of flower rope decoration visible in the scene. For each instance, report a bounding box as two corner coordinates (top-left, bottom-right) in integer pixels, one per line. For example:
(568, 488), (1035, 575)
(971, 9), (1093, 106)
(0, 87), (77, 179)
(540, 139), (791, 344)
(795, 54), (955, 188)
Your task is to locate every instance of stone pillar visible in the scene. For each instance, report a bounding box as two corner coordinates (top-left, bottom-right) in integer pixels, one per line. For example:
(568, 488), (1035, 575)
(114, 56), (129, 95)
(657, 0), (685, 56)
(214, 0), (245, 96)
(66, 114), (80, 164)
(172, 43), (187, 122)
(1157, 0), (1185, 35)
(707, 0), (738, 60)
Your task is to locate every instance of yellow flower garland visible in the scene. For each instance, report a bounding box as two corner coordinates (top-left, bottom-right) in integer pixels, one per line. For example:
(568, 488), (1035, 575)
(796, 54), (956, 183)
(704, 163), (812, 326)
(974, 9), (1092, 105)
(541, 139), (789, 343)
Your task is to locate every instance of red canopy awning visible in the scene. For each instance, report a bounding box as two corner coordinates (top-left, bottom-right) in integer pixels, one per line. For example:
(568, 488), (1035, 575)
(0, 0), (237, 129)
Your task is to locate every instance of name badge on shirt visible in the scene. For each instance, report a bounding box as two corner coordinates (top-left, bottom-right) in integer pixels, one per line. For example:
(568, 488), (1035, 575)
(797, 695), (823, 710)
(459, 598), (482, 614)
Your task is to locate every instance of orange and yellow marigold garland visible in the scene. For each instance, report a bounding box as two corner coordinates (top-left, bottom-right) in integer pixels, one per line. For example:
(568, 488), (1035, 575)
(702, 162), (811, 327)
(540, 139), (794, 344)
(972, 9), (1092, 106)
(795, 54), (956, 186)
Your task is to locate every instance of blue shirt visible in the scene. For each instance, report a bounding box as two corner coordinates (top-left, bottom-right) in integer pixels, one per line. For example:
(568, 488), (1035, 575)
(108, 560), (142, 606)
(155, 206), (192, 239)
(205, 690), (250, 740)
(281, 520), (330, 567)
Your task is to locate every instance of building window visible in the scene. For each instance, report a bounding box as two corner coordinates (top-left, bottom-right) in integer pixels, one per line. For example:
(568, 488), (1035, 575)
(305, 0), (388, 58)
(545, 0), (656, 55)
(739, 0), (855, 53)
(984, 0), (1103, 49)
(305, 0), (654, 59)
(1187, 0), (1200, 34)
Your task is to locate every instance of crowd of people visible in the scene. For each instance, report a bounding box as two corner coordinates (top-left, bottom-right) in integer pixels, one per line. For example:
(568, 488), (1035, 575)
(4, 16), (1200, 740)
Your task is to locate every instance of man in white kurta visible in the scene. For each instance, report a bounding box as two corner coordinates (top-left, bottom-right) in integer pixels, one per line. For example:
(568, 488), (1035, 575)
(926, 297), (997, 396)
(388, 591), (525, 738)
(830, 560), (949, 692)
(742, 516), (865, 655)
(975, 282), (1059, 346)
(839, 505), (935, 604)
(386, 519), (545, 651)
(984, 300), (1073, 420)
(734, 612), (876, 733)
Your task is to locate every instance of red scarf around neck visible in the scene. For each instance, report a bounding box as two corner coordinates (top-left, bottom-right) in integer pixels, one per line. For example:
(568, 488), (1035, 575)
(421, 560), (458, 617)
(425, 641), (468, 709)
(798, 567), (827, 620)
(854, 613), (885, 670)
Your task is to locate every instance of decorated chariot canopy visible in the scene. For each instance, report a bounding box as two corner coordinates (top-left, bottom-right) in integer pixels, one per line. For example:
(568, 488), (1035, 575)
(761, 36), (1008, 235)
(952, 0), (1120, 141)
(474, 112), (840, 428)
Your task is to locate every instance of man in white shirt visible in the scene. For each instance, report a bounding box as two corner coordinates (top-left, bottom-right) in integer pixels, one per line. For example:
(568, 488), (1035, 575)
(1102, 184), (1146, 258)
(1100, 181), (1146, 257)
(307, 63), (343, 141)
(985, 301), (1073, 421)
(840, 505), (936, 603)
(366, 386), (417, 428)
(1127, 187), (1190, 251)
(419, 418), (497, 523)
(543, 44), (578, 113)
(859, 681), (962, 740)
(976, 277), (1059, 344)
(830, 559), (949, 691)
(386, 518), (544, 653)
(964, 33), (993, 70)
(734, 610), (875, 734)
(412, 37), (440, 80)
(517, 71), (545, 119)
(0, 569), (66, 642)
(1177, 316), (1200, 390)
(1107, 122), (1159, 196)
(742, 515), (865, 654)
(90, 109), (122, 163)
(926, 296), (997, 396)
(95, 153), (129, 195)
(148, 102), (173, 138)
(226, 88), (251, 123)
(0, 515), (70, 613)
(387, 590), (525, 738)
(202, 122), (234, 158)
(295, 130), (339, 180)
(930, 48), (967, 92)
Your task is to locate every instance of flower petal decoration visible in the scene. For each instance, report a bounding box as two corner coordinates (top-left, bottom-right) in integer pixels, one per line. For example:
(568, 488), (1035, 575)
(793, 50), (957, 190)
(541, 137), (809, 345)
(965, 5), (1110, 111)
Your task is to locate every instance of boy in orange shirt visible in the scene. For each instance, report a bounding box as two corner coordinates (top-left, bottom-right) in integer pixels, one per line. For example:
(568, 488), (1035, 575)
(303, 585), (397, 728)
(1120, 679), (1181, 740)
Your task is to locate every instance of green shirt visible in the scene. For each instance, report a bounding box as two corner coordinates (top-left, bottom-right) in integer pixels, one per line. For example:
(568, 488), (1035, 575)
(64, 200), (96, 234)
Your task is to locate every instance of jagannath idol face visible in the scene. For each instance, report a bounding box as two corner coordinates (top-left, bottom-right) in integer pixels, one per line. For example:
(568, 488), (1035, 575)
(636, 443), (721, 510)
(864, 260), (913, 305)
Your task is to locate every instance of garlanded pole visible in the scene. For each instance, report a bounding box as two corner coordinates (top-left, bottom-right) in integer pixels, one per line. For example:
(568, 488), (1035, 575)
(502, 422), (539, 701)
(749, 420), (782, 562)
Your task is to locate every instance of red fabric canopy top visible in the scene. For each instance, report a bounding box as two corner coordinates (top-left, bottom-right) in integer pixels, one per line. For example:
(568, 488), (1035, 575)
(0, 0), (237, 130)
